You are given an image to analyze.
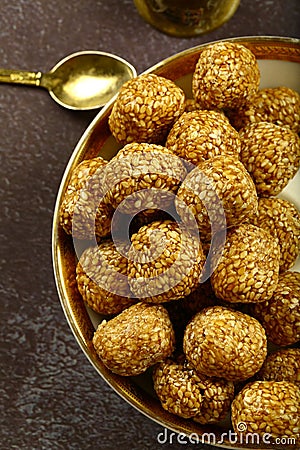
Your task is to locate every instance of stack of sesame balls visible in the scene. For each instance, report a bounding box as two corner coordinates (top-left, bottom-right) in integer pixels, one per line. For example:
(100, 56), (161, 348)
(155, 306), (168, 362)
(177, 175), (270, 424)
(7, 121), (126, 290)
(59, 41), (300, 442)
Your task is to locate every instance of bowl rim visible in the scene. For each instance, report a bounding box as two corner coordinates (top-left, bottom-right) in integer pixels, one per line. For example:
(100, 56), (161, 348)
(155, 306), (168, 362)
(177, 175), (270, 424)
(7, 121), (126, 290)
(52, 36), (300, 449)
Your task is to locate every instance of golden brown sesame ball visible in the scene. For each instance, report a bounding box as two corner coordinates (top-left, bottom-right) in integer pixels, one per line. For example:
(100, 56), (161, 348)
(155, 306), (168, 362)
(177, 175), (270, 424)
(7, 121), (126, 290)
(183, 306), (267, 382)
(127, 220), (206, 303)
(153, 358), (203, 419)
(59, 157), (113, 240)
(165, 110), (241, 167)
(228, 86), (300, 133)
(239, 121), (300, 197)
(76, 240), (135, 315)
(257, 348), (300, 384)
(231, 381), (300, 440)
(211, 224), (280, 304)
(252, 271), (300, 346)
(92, 302), (175, 376)
(108, 73), (185, 145)
(175, 155), (258, 239)
(192, 42), (260, 110)
(102, 142), (186, 214)
(192, 374), (235, 425)
(153, 358), (234, 423)
(251, 197), (300, 272)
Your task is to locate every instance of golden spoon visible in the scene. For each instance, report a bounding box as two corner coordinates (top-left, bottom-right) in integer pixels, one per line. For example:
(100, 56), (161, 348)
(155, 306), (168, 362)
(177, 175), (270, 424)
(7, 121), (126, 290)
(0, 50), (137, 110)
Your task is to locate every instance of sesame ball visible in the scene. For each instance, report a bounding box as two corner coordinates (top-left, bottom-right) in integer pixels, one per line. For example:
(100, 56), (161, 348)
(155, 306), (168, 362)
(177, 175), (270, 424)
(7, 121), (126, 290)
(239, 121), (300, 197)
(192, 374), (235, 425)
(231, 381), (300, 440)
(127, 220), (206, 303)
(211, 224), (280, 304)
(153, 358), (234, 423)
(165, 110), (241, 167)
(153, 358), (203, 419)
(252, 271), (300, 346)
(108, 73), (185, 145)
(257, 348), (300, 384)
(192, 42), (260, 110)
(76, 240), (135, 315)
(183, 306), (267, 382)
(175, 155), (258, 239)
(102, 142), (186, 214)
(92, 302), (175, 376)
(251, 197), (300, 272)
(228, 86), (300, 133)
(59, 156), (113, 240)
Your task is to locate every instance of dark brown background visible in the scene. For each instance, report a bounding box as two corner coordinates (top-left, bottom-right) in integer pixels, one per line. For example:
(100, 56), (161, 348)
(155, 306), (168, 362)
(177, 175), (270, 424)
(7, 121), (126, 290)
(0, 1), (299, 449)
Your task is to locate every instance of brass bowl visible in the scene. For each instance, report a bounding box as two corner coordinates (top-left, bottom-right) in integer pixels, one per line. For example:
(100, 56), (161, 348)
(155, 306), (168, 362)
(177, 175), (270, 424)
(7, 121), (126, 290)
(52, 37), (300, 449)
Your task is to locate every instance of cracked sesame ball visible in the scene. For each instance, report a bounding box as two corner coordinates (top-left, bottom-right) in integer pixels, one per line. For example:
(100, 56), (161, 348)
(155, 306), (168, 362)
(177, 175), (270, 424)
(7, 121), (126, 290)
(92, 302), (175, 376)
(76, 239), (135, 315)
(192, 375), (235, 425)
(257, 348), (300, 384)
(165, 110), (241, 167)
(192, 42), (260, 110)
(239, 121), (300, 197)
(252, 271), (300, 346)
(175, 155), (258, 240)
(227, 86), (300, 133)
(108, 73), (185, 145)
(251, 197), (300, 272)
(231, 381), (300, 440)
(102, 142), (186, 215)
(211, 224), (280, 304)
(127, 220), (206, 303)
(153, 358), (203, 419)
(183, 306), (267, 382)
(153, 358), (234, 423)
(59, 156), (113, 240)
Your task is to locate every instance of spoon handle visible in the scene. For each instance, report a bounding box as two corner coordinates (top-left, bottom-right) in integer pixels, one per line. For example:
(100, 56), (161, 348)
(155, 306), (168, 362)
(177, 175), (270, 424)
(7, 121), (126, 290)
(0, 69), (42, 86)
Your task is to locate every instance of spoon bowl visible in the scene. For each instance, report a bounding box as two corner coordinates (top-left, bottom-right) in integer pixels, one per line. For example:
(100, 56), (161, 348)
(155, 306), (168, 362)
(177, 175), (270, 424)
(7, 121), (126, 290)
(0, 50), (137, 110)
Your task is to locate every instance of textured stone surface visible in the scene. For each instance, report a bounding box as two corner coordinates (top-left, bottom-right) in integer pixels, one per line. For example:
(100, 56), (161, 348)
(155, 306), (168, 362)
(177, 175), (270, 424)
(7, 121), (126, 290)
(0, 1), (299, 449)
